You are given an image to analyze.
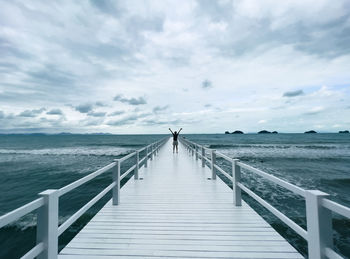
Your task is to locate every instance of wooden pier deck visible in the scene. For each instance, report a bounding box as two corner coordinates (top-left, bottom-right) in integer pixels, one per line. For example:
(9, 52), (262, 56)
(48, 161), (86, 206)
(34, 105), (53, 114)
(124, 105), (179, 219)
(59, 139), (303, 258)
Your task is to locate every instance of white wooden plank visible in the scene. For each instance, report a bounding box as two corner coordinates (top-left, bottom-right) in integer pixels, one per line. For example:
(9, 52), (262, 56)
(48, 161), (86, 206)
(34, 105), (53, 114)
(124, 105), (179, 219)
(60, 248), (303, 258)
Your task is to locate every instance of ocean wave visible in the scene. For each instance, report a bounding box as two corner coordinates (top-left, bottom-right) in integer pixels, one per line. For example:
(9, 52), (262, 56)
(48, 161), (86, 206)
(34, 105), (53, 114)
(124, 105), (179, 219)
(215, 144), (350, 159)
(0, 146), (131, 157)
(209, 143), (345, 150)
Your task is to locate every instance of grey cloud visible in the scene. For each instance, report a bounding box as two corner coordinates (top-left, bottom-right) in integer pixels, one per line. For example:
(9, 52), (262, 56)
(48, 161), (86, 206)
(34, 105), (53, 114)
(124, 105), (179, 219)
(108, 110), (125, 116)
(107, 113), (150, 126)
(75, 103), (93, 113)
(26, 64), (76, 87)
(0, 111), (4, 119)
(153, 105), (169, 113)
(18, 108), (46, 117)
(47, 109), (63, 115)
(142, 119), (182, 126)
(283, 90), (304, 97)
(87, 111), (106, 117)
(89, 0), (122, 15)
(95, 101), (107, 107)
(196, 2), (350, 59)
(201, 80), (213, 89)
(114, 95), (147, 105)
(204, 104), (212, 108)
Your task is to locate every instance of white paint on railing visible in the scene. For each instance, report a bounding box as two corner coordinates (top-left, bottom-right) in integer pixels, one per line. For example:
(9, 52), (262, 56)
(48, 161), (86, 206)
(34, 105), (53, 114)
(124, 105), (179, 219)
(58, 182), (116, 236)
(134, 151), (139, 180)
(321, 198), (350, 219)
(238, 182), (308, 239)
(305, 190), (333, 259)
(210, 150), (216, 180)
(232, 159), (242, 207)
(20, 242), (45, 259)
(37, 189), (59, 259)
(58, 162), (116, 197)
(325, 247), (344, 259)
(0, 197), (44, 229)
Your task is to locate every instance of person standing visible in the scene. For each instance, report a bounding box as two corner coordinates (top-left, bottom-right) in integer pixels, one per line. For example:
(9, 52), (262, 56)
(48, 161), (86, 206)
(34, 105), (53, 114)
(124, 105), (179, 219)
(169, 128), (182, 153)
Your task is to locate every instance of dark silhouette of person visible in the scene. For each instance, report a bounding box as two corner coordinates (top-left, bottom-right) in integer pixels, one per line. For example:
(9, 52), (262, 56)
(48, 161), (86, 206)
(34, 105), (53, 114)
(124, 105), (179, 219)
(169, 128), (182, 153)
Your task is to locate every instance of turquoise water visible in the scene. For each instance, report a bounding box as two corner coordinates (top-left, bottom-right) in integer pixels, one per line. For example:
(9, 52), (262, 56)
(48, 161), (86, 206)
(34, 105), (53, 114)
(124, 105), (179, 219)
(0, 133), (349, 258)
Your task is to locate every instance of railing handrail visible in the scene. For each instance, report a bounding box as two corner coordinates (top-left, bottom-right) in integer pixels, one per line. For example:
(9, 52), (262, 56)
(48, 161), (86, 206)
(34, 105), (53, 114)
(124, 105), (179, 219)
(180, 137), (349, 259)
(0, 136), (169, 259)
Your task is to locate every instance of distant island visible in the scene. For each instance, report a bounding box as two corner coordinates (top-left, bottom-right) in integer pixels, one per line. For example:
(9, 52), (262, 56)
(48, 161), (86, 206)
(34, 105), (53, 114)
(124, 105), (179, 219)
(272, 131), (278, 134)
(305, 130), (317, 134)
(225, 130), (244, 134)
(258, 130), (271, 134)
(339, 130), (349, 133)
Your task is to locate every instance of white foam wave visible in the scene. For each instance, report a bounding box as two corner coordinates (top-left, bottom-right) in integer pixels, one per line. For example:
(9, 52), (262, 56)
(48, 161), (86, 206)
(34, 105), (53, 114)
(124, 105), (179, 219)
(220, 144), (350, 159)
(0, 146), (131, 157)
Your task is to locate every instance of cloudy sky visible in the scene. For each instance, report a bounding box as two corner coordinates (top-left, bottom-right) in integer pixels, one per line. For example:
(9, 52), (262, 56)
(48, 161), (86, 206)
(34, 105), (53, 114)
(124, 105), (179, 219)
(1, 0), (350, 134)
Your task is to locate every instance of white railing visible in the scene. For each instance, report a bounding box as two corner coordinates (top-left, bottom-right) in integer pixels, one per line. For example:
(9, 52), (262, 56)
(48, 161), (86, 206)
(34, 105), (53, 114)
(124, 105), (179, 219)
(180, 137), (349, 259)
(0, 137), (168, 259)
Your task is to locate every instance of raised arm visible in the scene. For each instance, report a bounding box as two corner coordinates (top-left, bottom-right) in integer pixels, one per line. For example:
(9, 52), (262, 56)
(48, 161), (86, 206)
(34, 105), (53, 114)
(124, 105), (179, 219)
(169, 128), (174, 134)
(178, 128), (183, 134)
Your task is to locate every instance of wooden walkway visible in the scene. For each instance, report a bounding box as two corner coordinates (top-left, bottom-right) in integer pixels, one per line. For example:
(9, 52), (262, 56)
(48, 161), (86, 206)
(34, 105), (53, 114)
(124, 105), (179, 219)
(59, 139), (303, 258)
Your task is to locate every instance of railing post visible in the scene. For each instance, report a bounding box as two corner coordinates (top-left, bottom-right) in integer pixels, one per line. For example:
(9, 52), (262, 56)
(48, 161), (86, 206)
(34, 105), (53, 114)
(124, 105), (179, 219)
(201, 146), (205, 167)
(150, 144), (153, 161)
(37, 189), (59, 259)
(195, 145), (198, 160)
(112, 160), (120, 205)
(145, 147), (148, 168)
(211, 150), (216, 180)
(305, 190), (333, 259)
(192, 145), (194, 156)
(134, 151), (139, 180)
(232, 159), (242, 206)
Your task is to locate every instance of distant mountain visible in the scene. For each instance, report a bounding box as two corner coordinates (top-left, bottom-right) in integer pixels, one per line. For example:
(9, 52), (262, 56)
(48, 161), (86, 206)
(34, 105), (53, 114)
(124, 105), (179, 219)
(305, 130), (317, 134)
(339, 130), (349, 133)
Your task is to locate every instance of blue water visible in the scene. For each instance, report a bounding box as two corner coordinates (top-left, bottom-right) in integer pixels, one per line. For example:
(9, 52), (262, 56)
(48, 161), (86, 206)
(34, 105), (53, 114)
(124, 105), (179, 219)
(0, 133), (349, 258)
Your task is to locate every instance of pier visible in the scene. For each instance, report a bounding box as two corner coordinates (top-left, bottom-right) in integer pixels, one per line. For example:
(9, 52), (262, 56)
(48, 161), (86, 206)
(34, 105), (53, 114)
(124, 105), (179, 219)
(1, 137), (349, 258)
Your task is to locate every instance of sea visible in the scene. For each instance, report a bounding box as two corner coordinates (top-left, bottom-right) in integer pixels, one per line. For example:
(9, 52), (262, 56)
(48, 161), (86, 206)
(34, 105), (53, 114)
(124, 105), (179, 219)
(0, 133), (349, 258)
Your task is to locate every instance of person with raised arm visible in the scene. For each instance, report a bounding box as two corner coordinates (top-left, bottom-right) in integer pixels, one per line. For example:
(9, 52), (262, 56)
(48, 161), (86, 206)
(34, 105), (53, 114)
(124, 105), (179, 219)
(169, 128), (182, 153)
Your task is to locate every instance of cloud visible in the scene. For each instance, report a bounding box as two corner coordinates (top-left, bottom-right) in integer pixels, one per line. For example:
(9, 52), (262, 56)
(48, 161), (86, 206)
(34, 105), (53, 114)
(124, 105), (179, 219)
(75, 104), (93, 113)
(18, 108), (46, 117)
(258, 120), (267, 124)
(46, 109), (63, 115)
(303, 106), (324, 115)
(153, 105), (169, 113)
(95, 101), (108, 107)
(204, 104), (212, 108)
(0, 111), (4, 119)
(283, 90), (304, 97)
(201, 80), (213, 89)
(87, 111), (106, 117)
(107, 113), (150, 126)
(114, 95), (147, 105)
(108, 110), (125, 116)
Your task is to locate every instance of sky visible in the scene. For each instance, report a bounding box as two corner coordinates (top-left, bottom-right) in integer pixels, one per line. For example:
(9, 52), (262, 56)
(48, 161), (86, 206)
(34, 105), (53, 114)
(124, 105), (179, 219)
(1, 0), (350, 134)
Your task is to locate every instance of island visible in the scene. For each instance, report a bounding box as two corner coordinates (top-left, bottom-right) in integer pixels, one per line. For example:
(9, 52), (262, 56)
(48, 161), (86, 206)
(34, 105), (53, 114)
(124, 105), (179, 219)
(305, 130), (317, 134)
(225, 130), (244, 134)
(272, 131), (278, 134)
(258, 130), (271, 134)
(339, 130), (349, 133)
